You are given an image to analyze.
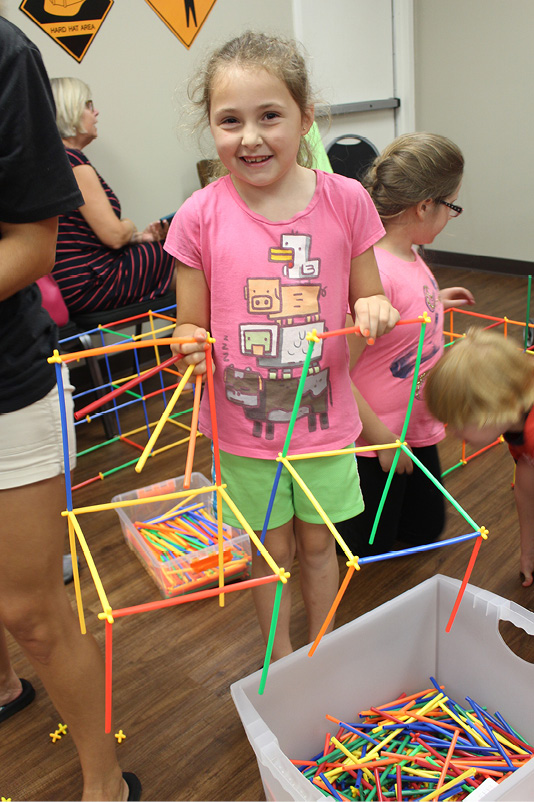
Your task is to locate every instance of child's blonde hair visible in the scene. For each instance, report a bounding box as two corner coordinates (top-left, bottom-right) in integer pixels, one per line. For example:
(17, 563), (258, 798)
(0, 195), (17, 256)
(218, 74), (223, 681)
(424, 327), (534, 429)
(364, 132), (464, 219)
(188, 30), (315, 168)
(50, 77), (92, 138)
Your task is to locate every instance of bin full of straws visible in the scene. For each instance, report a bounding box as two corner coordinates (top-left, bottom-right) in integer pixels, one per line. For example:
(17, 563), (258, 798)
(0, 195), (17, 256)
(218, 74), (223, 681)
(231, 574), (534, 801)
(113, 473), (250, 598)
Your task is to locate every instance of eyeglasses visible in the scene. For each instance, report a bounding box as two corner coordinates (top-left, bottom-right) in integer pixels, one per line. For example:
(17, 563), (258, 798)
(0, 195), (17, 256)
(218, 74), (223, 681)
(85, 100), (94, 111)
(437, 199), (463, 217)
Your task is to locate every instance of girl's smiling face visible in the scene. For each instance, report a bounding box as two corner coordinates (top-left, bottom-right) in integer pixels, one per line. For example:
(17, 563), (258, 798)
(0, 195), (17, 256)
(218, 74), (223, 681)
(209, 65), (313, 194)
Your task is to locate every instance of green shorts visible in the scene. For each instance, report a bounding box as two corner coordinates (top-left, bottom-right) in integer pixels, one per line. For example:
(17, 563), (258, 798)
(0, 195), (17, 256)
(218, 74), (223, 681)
(218, 447), (364, 531)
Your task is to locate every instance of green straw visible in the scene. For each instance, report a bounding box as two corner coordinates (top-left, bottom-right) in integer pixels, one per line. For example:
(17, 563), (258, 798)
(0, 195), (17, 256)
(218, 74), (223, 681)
(525, 274), (532, 350)
(279, 336), (317, 458)
(440, 461), (465, 478)
(368, 318), (427, 544)
(400, 442), (481, 532)
(258, 579), (284, 694)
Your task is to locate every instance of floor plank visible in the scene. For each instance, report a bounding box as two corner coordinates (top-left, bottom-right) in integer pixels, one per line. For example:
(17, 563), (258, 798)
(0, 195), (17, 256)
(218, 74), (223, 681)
(2, 265), (534, 801)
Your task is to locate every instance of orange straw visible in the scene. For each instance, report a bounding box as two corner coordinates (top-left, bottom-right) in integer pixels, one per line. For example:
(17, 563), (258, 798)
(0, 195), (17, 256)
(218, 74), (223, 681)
(436, 728), (459, 792)
(308, 565), (355, 656)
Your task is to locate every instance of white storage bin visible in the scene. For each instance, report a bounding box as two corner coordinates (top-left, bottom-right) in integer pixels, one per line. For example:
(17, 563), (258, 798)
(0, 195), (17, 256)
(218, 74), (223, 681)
(231, 575), (534, 801)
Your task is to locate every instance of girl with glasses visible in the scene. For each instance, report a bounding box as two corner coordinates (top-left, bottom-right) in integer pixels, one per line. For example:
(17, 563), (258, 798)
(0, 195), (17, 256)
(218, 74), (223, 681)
(337, 132), (474, 558)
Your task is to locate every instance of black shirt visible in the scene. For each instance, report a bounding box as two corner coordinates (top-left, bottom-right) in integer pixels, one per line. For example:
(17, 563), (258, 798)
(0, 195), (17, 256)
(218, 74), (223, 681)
(0, 17), (83, 413)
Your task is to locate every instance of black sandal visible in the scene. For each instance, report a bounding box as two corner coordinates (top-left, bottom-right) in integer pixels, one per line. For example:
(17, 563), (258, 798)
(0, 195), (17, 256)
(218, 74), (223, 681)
(0, 678), (35, 723)
(123, 772), (142, 801)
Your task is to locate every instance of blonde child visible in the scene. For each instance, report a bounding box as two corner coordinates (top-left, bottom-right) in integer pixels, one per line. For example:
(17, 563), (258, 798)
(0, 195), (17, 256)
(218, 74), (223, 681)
(164, 31), (399, 660)
(337, 133), (475, 557)
(425, 326), (534, 588)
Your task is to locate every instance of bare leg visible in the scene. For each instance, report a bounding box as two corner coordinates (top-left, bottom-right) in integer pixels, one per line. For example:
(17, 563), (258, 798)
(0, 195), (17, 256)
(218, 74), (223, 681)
(514, 461), (534, 587)
(250, 520), (296, 661)
(0, 477), (128, 802)
(295, 519), (339, 643)
(0, 621), (22, 706)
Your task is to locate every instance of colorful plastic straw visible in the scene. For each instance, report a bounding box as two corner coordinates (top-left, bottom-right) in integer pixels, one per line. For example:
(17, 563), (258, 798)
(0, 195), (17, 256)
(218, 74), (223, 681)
(74, 353), (182, 420)
(135, 363), (195, 472)
(294, 680), (533, 800)
(183, 373), (202, 489)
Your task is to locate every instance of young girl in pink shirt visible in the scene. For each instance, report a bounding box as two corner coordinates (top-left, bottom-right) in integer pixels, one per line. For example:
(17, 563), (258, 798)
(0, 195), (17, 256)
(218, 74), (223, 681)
(164, 31), (398, 660)
(337, 132), (474, 558)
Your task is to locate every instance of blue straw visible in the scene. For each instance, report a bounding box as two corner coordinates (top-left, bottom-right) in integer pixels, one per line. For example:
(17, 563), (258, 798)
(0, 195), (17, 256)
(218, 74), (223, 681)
(54, 361), (73, 511)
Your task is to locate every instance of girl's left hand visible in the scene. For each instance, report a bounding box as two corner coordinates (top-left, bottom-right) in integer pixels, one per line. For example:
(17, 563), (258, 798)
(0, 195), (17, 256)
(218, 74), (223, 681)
(134, 220), (169, 243)
(440, 286), (475, 310)
(353, 294), (400, 341)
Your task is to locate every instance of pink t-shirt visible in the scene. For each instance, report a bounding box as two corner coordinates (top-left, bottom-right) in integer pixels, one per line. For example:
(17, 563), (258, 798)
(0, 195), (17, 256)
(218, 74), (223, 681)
(351, 246), (445, 456)
(165, 171), (385, 459)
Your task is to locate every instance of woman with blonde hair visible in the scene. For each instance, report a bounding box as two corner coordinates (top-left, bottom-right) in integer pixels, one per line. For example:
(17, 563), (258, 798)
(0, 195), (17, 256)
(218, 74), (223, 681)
(51, 77), (175, 315)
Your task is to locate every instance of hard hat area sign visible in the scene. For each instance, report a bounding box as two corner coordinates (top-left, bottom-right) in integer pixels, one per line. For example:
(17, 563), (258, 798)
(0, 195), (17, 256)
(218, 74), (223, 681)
(19, 0), (113, 62)
(144, 0), (217, 49)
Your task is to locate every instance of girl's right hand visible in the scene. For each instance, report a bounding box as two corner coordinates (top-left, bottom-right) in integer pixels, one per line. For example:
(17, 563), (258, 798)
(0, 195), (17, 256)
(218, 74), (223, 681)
(171, 326), (210, 376)
(378, 441), (413, 474)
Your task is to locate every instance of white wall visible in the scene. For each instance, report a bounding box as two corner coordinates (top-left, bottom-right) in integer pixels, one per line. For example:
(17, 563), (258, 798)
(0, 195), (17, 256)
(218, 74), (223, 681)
(414, 0), (534, 262)
(6, 1), (414, 231)
(5, 1), (294, 227)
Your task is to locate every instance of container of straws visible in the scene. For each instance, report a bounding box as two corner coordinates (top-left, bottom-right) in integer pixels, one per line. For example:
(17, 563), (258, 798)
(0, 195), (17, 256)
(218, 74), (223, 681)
(231, 575), (534, 801)
(113, 473), (251, 598)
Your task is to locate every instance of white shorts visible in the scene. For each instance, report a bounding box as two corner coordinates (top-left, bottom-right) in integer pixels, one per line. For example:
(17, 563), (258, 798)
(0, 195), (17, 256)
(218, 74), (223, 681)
(0, 365), (76, 490)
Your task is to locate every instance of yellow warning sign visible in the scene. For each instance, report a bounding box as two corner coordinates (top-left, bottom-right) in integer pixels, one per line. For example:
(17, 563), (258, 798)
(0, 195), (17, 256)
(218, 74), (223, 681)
(144, 0), (218, 49)
(19, 0), (113, 63)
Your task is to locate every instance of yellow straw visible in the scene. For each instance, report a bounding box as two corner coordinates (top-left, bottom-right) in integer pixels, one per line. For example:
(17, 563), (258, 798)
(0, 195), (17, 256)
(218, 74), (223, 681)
(67, 512), (114, 623)
(62, 485), (218, 516)
(419, 768), (476, 800)
(366, 694), (445, 761)
(330, 736), (360, 765)
(68, 516), (86, 635)
(217, 486), (289, 583)
(135, 363), (195, 472)
(285, 442), (400, 460)
(437, 700), (489, 747)
(279, 455), (355, 562)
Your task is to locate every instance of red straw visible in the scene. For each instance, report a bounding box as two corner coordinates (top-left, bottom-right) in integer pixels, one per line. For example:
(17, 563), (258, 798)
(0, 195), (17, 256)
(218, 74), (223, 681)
(374, 768), (385, 801)
(205, 343), (222, 485)
(395, 764), (402, 800)
(105, 619), (113, 734)
(107, 573), (280, 618)
(446, 535), (483, 632)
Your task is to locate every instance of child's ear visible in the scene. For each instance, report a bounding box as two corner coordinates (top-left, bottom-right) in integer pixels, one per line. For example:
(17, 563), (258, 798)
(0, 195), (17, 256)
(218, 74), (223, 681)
(416, 198), (433, 219)
(301, 105), (314, 136)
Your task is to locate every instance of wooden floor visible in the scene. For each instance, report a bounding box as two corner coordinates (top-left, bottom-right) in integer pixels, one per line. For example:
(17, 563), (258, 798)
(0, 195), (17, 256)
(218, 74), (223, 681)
(3, 265), (534, 802)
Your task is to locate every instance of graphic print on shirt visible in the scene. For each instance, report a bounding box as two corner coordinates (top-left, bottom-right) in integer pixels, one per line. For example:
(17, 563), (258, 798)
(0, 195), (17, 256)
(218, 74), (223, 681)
(223, 232), (331, 440)
(389, 276), (441, 391)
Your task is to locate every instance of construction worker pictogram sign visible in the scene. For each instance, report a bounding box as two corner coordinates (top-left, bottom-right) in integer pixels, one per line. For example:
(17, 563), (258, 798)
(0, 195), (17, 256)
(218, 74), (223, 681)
(19, 0), (113, 63)
(144, 0), (218, 49)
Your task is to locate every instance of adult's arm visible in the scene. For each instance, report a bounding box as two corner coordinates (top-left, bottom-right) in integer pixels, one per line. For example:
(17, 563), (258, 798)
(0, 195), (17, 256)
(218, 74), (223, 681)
(73, 163), (136, 249)
(0, 218), (58, 301)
